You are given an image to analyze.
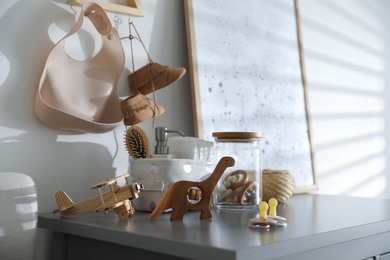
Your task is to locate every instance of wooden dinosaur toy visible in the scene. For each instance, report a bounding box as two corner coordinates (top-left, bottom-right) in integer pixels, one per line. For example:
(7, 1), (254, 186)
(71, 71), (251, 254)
(149, 156), (235, 220)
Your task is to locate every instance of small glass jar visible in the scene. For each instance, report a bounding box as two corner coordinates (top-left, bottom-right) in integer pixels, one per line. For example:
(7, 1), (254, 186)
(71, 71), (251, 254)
(212, 132), (263, 210)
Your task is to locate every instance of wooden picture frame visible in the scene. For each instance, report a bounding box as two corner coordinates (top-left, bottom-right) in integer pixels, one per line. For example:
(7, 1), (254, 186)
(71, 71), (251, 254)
(184, 0), (318, 193)
(67, 0), (145, 16)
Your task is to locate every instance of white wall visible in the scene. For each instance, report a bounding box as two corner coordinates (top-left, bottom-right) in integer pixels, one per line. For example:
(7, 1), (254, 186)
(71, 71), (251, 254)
(1, 0), (390, 259)
(299, 0), (390, 199)
(0, 0), (193, 259)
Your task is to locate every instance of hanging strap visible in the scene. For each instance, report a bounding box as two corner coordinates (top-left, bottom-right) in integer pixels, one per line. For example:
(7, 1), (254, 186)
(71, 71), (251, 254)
(122, 21), (153, 91)
(126, 21), (153, 66)
(59, 2), (113, 43)
(122, 21), (161, 127)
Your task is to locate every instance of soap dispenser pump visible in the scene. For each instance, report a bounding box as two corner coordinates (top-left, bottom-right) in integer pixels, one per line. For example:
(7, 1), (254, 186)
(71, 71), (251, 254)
(153, 127), (186, 158)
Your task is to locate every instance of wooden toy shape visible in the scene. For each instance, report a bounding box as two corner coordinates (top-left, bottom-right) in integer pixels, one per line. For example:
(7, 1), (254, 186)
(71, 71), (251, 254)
(53, 173), (144, 219)
(268, 198), (278, 216)
(149, 157), (235, 220)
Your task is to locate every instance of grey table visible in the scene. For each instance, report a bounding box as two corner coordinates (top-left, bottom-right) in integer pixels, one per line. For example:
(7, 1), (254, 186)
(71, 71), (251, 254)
(38, 194), (390, 260)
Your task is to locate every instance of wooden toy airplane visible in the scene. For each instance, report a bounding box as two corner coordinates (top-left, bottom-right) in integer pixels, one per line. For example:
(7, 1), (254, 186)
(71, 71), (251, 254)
(53, 173), (144, 219)
(149, 157), (235, 220)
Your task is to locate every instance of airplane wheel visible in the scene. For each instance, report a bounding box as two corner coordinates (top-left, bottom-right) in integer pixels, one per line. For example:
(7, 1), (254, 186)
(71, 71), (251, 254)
(128, 205), (135, 216)
(124, 200), (135, 216)
(118, 209), (129, 220)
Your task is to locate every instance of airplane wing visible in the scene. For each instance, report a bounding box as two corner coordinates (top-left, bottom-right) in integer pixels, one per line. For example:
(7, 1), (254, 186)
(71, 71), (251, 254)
(90, 173), (131, 190)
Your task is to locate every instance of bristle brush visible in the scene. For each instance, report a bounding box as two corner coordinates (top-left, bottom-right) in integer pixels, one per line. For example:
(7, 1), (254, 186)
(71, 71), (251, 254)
(124, 126), (151, 159)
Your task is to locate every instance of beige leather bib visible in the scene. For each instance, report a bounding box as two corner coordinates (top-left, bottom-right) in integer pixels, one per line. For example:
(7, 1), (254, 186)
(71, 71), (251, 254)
(35, 2), (124, 133)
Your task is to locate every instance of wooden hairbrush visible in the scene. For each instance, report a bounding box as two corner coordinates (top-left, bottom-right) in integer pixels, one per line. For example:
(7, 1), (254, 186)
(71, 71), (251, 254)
(124, 126), (151, 159)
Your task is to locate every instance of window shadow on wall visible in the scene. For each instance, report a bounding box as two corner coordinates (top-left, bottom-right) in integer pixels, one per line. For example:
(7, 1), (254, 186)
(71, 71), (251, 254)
(300, 0), (389, 198)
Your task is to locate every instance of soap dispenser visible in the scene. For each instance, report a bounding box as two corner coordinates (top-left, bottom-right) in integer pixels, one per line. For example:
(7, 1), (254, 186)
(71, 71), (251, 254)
(151, 127), (186, 158)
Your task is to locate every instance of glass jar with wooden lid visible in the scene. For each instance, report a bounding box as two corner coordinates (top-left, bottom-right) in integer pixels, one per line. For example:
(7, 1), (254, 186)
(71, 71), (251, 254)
(212, 132), (263, 210)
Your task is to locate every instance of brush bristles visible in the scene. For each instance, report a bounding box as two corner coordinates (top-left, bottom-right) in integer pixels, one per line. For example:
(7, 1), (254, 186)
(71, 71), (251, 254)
(124, 126), (151, 159)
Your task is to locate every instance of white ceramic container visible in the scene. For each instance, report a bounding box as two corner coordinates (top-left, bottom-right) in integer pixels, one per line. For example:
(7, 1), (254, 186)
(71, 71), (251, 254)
(130, 158), (212, 212)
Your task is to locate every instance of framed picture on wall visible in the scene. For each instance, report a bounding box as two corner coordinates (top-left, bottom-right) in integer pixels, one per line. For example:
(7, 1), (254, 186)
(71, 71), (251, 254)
(184, 0), (318, 193)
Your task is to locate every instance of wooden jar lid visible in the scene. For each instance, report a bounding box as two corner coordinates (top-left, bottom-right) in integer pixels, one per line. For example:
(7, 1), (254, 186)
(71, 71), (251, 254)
(212, 132), (264, 140)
